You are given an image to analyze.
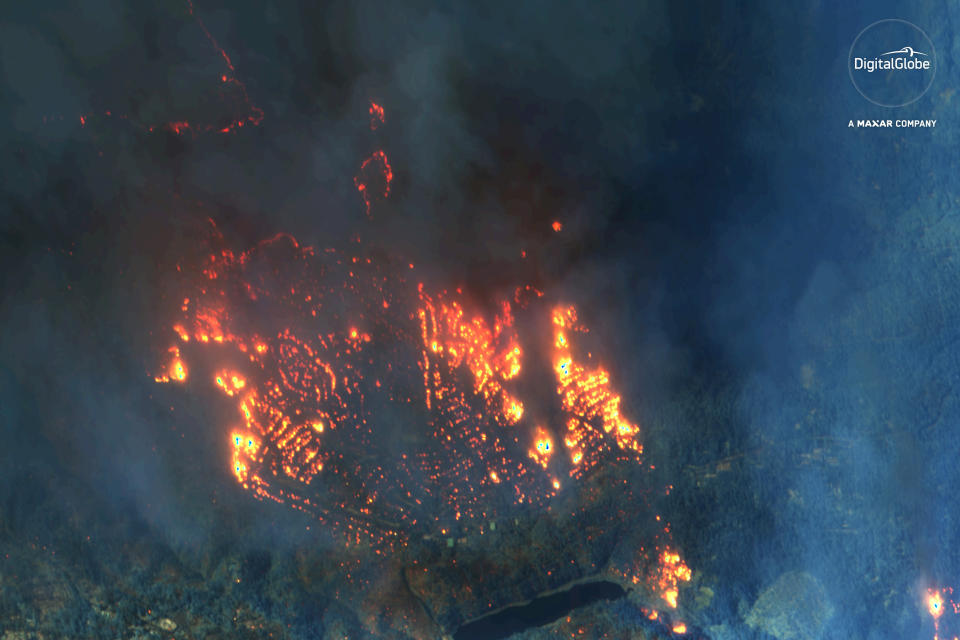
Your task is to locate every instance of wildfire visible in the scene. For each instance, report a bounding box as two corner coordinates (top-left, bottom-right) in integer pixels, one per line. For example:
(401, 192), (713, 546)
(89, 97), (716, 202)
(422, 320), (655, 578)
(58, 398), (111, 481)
(552, 306), (643, 477)
(150, 102), (689, 611)
(153, 223), (670, 550)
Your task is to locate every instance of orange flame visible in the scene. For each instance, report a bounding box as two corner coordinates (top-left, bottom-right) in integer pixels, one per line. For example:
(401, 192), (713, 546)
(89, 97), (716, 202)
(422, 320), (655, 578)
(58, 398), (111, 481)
(654, 548), (692, 608)
(153, 220), (681, 560)
(552, 306), (642, 477)
(528, 425), (555, 469)
(154, 347), (187, 383)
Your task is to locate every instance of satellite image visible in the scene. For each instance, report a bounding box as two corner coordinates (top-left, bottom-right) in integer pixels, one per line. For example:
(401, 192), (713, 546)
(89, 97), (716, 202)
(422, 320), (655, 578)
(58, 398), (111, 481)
(1, 1), (958, 639)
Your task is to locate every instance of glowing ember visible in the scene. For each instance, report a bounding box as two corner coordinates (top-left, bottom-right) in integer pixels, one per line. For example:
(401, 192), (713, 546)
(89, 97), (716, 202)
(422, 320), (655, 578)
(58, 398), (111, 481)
(355, 150), (393, 217)
(166, 121), (191, 135)
(183, 0), (263, 134)
(552, 220), (563, 232)
(369, 101), (385, 130)
(672, 622), (687, 634)
(53, 1), (262, 137)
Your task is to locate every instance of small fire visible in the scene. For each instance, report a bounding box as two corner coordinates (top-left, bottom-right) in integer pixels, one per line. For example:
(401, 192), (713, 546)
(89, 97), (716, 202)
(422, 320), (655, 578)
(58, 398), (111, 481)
(154, 347), (187, 383)
(528, 425), (554, 469)
(355, 150), (393, 217)
(165, 121), (191, 135)
(214, 371), (246, 396)
(369, 101), (385, 130)
(672, 622), (687, 634)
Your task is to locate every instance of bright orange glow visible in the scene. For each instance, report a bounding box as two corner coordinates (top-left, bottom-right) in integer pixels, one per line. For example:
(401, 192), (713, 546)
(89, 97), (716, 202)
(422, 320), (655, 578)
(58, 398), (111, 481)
(552, 220), (563, 232)
(173, 324), (190, 342)
(418, 290), (528, 432)
(152, 221), (682, 559)
(214, 371), (246, 396)
(551, 306), (642, 476)
(154, 347), (187, 383)
(664, 588), (678, 609)
(171, 359), (187, 381)
(672, 622), (687, 634)
(653, 548), (692, 609)
(504, 346), (522, 379)
(528, 425), (554, 469)
(505, 397), (524, 423)
(929, 590), (945, 619)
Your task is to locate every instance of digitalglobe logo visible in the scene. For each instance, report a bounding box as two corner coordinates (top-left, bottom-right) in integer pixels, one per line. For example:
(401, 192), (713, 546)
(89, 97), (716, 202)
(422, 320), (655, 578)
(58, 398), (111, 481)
(848, 19), (937, 107)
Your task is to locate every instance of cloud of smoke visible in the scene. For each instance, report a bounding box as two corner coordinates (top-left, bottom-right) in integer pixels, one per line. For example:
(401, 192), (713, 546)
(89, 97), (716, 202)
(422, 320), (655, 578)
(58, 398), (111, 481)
(3, 1), (958, 636)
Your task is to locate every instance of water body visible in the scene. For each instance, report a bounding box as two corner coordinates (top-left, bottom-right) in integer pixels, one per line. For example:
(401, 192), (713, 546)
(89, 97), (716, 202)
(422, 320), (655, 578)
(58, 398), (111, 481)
(454, 581), (627, 640)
